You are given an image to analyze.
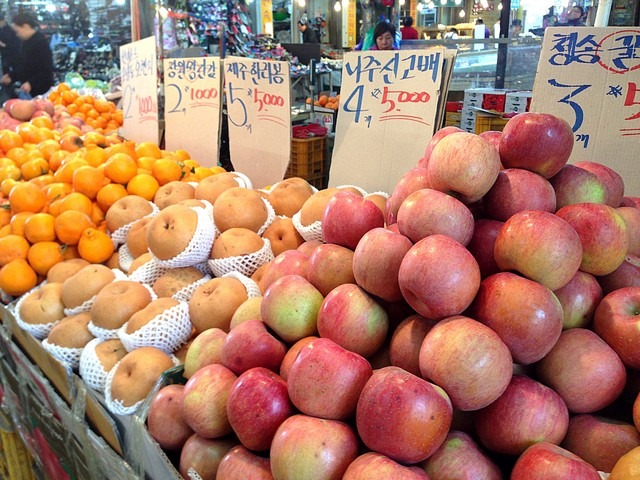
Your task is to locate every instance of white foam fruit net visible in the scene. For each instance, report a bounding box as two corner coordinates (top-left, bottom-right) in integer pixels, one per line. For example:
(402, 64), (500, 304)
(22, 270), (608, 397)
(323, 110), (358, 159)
(188, 468), (203, 480)
(117, 243), (135, 274)
(103, 354), (181, 416)
(14, 283), (60, 340)
(117, 300), (192, 354)
(223, 271), (262, 298)
(257, 198), (277, 236)
(172, 274), (212, 302)
(208, 238), (274, 278)
(41, 338), (85, 370)
(63, 269), (128, 317)
(78, 338), (112, 393)
(292, 210), (324, 243)
(109, 201), (159, 247)
(128, 258), (171, 285)
(151, 206), (216, 269)
(233, 171), (253, 189)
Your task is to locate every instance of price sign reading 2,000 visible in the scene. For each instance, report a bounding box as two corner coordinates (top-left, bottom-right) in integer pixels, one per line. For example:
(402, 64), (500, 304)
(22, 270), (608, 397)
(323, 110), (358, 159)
(122, 84), (136, 120)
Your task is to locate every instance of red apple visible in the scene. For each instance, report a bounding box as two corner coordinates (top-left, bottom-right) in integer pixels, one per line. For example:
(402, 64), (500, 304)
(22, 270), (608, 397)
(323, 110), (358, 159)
(296, 239), (322, 256)
(398, 234), (481, 320)
(421, 430), (502, 480)
(316, 283), (388, 358)
(498, 112), (574, 179)
(593, 287), (640, 369)
(286, 337), (372, 420)
(426, 132), (501, 204)
(510, 442), (600, 480)
(216, 445), (273, 480)
(321, 191), (384, 250)
(617, 206), (640, 256)
(269, 414), (359, 480)
(258, 250), (310, 293)
(182, 364), (237, 438)
(419, 315), (513, 411)
(634, 392), (640, 432)
(466, 218), (504, 279)
(183, 328), (227, 379)
(352, 227), (413, 302)
(221, 319), (287, 375)
(478, 129), (502, 152)
(561, 414), (640, 473)
(260, 274), (323, 344)
(418, 125), (463, 168)
(147, 384), (193, 451)
(493, 209), (583, 290)
(389, 314), (438, 376)
(471, 272), (563, 365)
(620, 196), (640, 208)
(598, 254), (640, 294)
(536, 328), (626, 413)
(556, 203), (628, 276)
(474, 374), (569, 456)
(9, 99), (37, 121)
(343, 452), (429, 479)
(179, 434), (238, 480)
(482, 168), (556, 221)
(385, 167), (431, 225)
(549, 164), (607, 209)
(397, 188), (475, 246)
(574, 160), (625, 208)
(553, 270), (603, 329)
(306, 243), (356, 297)
(278, 335), (318, 381)
(226, 367), (294, 451)
(356, 366), (453, 464)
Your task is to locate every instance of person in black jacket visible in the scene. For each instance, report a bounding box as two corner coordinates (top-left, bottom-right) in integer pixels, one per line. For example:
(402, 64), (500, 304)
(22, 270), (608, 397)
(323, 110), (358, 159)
(0, 15), (20, 76)
(1, 13), (54, 97)
(298, 18), (319, 44)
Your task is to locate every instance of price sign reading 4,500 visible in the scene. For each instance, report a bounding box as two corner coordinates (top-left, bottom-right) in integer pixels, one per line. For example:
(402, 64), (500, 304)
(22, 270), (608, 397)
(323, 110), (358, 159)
(343, 85), (431, 124)
(166, 83), (219, 115)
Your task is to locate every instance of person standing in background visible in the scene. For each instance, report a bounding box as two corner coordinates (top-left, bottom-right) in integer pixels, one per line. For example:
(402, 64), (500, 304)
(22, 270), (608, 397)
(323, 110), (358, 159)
(401, 16), (419, 40)
(369, 21), (397, 50)
(475, 18), (491, 38)
(0, 15), (19, 77)
(298, 18), (319, 44)
(561, 6), (586, 26)
(2, 13), (54, 97)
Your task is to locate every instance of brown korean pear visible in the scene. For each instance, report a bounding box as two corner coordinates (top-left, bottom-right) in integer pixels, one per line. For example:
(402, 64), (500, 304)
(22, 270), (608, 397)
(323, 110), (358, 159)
(126, 217), (153, 259)
(299, 187), (340, 226)
(262, 217), (305, 257)
(195, 171), (244, 205)
(125, 297), (181, 335)
(47, 312), (95, 349)
(211, 228), (264, 259)
(90, 280), (153, 331)
(267, 177), (315, 217)
(94, 338), (127, 373)
(105, 195), (154, 233)
(61, 264), (116, 310)
(152, 267), (205, 298)
(46, 258), (90, 284)
(153, 181), (196, 210)
(213, 187), (268, 233)
(146, 204), (198, 261)
(189, 278), (248, 333)
(19, 282), (65, 325)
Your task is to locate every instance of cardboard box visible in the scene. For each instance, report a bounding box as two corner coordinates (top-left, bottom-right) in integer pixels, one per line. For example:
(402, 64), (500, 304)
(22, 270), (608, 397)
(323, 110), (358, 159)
(463, 88), (510, 112)
(444, 111), (462, 127)
(505, 91), (532, 113)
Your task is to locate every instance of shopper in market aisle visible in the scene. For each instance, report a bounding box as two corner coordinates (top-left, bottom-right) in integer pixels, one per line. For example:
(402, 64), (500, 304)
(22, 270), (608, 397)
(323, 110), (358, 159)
(1, 13), (54, 98)
(401, 16), (419, 40)
(369, 21), (398, 50)
(0, 15), (20, 77)
(298, 18), (319, 44)
(560, 6), (586, 26)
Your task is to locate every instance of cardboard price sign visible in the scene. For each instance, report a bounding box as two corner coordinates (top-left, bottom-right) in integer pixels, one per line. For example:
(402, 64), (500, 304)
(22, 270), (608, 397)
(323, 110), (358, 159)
(120, 37), (159, 145)
(163, 57), (222, 167)
(532, 27), (640, 195)
(224, 56), (292, 189)
(329, 49), (445, 194)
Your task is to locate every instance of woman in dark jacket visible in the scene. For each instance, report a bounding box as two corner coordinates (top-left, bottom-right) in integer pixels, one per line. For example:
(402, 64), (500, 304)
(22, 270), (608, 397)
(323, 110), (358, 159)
(1, 13), (54, 97)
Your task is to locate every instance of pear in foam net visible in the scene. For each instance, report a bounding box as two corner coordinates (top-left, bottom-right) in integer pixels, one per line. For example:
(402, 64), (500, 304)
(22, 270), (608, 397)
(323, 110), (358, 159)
(46, 258), (90, 284)
(90, 280), (154, 331)
(19, 282), (65, 326)
(61, 264), (116, 310)
(153, 181), (196, 210)
(146, 204), (199, 261)
(105, 195), (155, 233)
(213, 187), (268, 233)
(267, 177), (315, 217)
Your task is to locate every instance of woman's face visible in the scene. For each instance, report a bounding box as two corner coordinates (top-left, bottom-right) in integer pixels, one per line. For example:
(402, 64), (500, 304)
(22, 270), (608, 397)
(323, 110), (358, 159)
(376, 31), (394, 50)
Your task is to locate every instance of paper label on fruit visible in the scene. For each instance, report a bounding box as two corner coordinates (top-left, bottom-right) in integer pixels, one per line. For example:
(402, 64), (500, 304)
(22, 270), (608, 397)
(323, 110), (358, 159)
(208, 238), (275, 278)
(117, 300), (192, 354)
(151, 206), (215, 269)
(292, 210), (323, 243)
(110, 201), (159, 247)
(14, 282), (60, 340)
(41, 339), (83, 370)
(79, 338), (110, 393)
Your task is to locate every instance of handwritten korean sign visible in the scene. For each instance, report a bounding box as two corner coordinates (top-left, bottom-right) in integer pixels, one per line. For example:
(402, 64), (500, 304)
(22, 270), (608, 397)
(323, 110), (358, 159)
(532, 27), (640, 195)
(224, 56), (291, 188)
(329, 49), (444, 194)
(120, 37), (159, 145)
(163, 57), (222, 167)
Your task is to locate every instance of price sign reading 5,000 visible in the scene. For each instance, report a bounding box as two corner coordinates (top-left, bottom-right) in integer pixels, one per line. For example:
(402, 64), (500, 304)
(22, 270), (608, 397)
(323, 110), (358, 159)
(343, 85), (431, 125)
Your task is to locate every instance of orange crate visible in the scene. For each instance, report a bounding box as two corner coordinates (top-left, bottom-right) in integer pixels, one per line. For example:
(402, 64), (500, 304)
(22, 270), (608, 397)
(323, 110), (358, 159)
(475, 113), (510, 134)
(287, 137), (326, 179)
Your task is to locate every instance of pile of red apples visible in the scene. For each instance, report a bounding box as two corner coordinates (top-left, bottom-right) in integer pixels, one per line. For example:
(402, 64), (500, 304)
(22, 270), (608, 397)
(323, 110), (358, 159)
(146, 112), (640, 480)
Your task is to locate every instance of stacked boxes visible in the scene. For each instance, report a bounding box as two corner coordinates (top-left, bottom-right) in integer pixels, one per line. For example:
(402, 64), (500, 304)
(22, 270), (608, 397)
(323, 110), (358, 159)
(460, 88), (532, 133)
(505, 91), (533, 114)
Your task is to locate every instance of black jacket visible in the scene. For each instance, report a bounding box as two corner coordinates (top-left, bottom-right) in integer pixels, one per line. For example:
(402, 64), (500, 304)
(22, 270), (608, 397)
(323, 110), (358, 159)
(302, 27), (319, 44)
(0, 25), (20, 75)
(12, 30), (54, 96)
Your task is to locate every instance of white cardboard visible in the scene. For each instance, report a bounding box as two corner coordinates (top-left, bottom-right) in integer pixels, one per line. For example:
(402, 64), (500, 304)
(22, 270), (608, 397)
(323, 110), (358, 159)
(120, 37), (160, 145)
(532, 27), (640, 196)
(329, 49), (445, 194)
(163, 57), (222, 167)
(224, 56), (291, 189)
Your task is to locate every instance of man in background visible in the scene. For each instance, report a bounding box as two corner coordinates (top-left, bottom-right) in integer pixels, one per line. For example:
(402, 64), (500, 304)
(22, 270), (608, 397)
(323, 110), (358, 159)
(298, 18), (319, 44)
(0, 15), (19, 77)
(562, 6), (586, 26)
(401, 16), (419, 40)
